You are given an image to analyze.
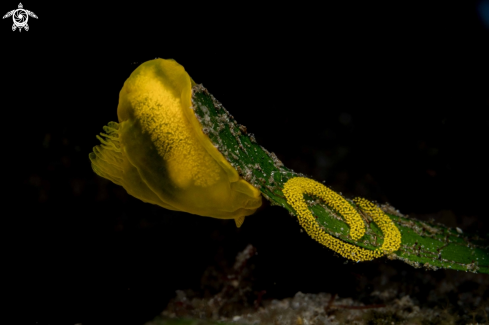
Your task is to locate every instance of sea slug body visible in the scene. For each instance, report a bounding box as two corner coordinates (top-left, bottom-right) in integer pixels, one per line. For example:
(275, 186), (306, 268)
(89, 59), (262, 226)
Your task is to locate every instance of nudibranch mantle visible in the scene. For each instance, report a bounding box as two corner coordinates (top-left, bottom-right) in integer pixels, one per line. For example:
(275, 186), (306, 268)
(283, 177), (401, 261)
(90, 59), (262, 224)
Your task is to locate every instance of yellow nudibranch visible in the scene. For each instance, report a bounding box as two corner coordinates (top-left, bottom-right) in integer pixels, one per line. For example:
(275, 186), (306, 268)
(283, 177), (401, 261)
(89, 59), (262, 226)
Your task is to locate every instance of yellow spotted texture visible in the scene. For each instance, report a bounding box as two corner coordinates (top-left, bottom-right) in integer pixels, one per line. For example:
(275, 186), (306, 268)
(352, 197), (402, 255)
(283, 177), (365, 240)
(118, 59), (221, 188)
(283, 177), (401, 261)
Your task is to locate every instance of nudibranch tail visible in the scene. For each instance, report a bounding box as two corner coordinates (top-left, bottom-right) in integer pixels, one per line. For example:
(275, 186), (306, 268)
(283, 177), (401, 262)
(89, 58), (262, 223)
(235, 216), (245, 228)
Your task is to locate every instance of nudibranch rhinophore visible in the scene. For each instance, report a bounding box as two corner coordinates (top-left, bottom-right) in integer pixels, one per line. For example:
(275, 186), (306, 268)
(89, 59), (262, 226)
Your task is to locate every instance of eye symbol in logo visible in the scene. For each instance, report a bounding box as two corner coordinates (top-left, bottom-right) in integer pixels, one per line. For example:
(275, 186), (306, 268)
(2, 3), (38, 32)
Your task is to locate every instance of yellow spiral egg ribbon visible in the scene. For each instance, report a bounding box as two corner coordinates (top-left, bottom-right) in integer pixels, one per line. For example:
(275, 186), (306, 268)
(90, 59), (262, 222)
(352, 197), (402, 254)
(283, 177), (401, 261)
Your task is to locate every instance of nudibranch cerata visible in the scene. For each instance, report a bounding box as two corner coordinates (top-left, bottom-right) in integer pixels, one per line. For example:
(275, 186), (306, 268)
(89, 59), (262, 227)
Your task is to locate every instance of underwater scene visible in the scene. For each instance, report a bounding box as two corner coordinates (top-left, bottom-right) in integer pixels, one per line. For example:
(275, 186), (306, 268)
(4, 1), (489, 324)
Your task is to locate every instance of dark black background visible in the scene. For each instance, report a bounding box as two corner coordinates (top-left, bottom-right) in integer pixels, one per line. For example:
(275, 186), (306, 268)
(3, 1), (489, 324)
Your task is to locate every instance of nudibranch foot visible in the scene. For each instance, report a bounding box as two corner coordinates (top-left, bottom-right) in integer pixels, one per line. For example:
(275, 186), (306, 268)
(283, 177), (401, 262)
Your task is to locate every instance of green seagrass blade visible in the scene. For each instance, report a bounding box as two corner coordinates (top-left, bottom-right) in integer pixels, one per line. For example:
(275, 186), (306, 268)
(190, 84), (489, 274)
